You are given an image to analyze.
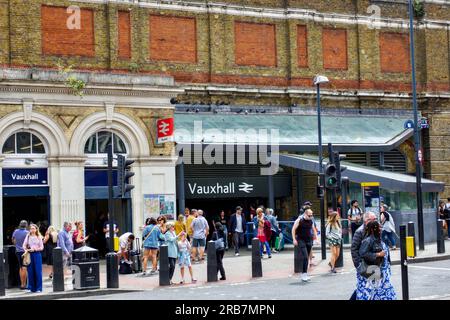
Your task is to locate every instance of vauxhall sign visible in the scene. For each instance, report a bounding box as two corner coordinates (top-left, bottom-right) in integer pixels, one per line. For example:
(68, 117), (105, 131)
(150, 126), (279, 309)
(185, 177), (290, 199)
(3, 168), (48, 186)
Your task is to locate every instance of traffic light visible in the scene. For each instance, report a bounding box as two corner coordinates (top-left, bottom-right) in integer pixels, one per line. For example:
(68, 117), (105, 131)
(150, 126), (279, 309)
(333, 151), (347, 192)
(117, 154), (135, 198)
(324, 161), (338, 189)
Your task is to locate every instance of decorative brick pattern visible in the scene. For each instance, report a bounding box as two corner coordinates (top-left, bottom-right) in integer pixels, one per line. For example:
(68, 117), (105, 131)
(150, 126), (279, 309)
(118, 11), (131, 59)
(322, 28), (348, 70)
(297, 25), (308, 68)
(234, 21), (277, 67)
(380, 32), (411, 73)
(41, 5), (95, 57)
(149, 15), (197, 63)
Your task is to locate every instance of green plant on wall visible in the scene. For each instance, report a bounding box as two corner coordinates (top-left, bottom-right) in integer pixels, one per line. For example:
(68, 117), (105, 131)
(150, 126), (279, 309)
(413, 0), (425, 19)
(129, 62), (140, 73)
(56, 60), (86, 96)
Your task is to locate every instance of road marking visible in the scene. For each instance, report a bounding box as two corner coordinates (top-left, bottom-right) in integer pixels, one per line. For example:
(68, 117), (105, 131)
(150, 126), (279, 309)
(408, 265), (450, 272)
(412, 293), (450, 300)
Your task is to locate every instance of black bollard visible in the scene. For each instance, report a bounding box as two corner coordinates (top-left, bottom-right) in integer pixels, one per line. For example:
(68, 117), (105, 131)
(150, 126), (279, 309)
(207, 241), (218, 282)
(159, 245), (170, 286)
(335, 240), (344, 268)
(106, 252), (119, 288)
(251, 238), (262, 278)
(294, 244), (301, 273)
(400, 225), (409, 300)
(52, 247), (65, 292)
(0, 252), (5, 296)
(4, 245), (18, 288)
(437, 219), (446, 254)
(407, 221), (417, 257)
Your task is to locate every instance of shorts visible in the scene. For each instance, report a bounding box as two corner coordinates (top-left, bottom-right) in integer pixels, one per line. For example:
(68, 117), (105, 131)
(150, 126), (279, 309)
(192, 238), (206, 248)
(16, 251), (26, 268)
(327, 238), (341, 247)
(144, 247), (159, 251)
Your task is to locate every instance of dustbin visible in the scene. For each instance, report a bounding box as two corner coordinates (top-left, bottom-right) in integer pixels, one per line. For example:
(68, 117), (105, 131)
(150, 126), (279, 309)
(72, 246), (100, 290)
(3, 245), (19, 288)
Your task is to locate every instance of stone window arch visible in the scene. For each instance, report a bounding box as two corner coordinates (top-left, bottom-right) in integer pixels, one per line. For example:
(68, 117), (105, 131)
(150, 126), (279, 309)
(2, 132), (46, 155)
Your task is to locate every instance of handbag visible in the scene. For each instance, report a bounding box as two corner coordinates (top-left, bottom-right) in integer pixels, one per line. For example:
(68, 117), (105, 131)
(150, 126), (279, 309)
(212, 232), (225, 251)
(22, 251), (31, 266)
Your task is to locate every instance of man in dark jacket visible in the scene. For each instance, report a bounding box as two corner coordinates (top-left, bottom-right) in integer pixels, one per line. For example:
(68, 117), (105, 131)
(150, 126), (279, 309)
(229, 206), (247, 256)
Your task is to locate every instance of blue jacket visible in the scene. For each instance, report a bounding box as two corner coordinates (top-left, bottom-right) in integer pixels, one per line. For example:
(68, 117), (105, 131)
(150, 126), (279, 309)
(164, 231), (178, 258)
(143, 225), (164, 249)
(229, 213), (246, 233)
(57, 229), (73, 256)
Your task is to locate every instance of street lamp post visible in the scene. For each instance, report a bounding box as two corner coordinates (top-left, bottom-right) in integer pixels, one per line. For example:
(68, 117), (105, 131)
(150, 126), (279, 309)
(314, 75), (329, 260)
(408, 0), (424, 250)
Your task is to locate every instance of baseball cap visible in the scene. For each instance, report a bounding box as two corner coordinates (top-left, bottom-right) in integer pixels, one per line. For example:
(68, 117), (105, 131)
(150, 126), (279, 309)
(236, 206), (243, 211)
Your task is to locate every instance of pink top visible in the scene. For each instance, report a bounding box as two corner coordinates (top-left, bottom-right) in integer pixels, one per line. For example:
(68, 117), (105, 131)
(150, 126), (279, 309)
(23, 235), (44, 252)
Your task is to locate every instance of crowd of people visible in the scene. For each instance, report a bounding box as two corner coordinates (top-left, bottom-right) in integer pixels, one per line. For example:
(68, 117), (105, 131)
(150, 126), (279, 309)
(9, 196), (422, 299)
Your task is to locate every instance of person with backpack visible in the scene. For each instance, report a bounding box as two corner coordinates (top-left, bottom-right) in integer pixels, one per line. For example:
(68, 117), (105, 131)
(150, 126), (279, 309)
(326, 211), (342, 273)
(291, 208), (314, 282)
(348, 200), (363, 238)
(212, 222), (227, 280)
(380, 204), (397, 250)
(142, 218), (165, 276)
(253, 208), (272, 259)
(266, 208), (280, 253)
(356, 221), (396, 300)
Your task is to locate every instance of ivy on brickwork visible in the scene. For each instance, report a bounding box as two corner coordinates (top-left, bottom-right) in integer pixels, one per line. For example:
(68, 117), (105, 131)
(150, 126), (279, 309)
(128, 62), (140, 73)
(56, 60), (86, 97)
(413, 0), (425, 19)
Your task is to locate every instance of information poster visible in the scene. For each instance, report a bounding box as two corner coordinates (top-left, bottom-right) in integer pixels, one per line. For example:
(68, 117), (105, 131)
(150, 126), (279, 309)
(143, 194), (176, 221)
(361, 182), (381, 217)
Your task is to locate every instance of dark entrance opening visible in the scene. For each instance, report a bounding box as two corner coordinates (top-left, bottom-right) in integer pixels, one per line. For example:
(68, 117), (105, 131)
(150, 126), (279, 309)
(85, 198), (131, 258)
(3, 195), (49, 246)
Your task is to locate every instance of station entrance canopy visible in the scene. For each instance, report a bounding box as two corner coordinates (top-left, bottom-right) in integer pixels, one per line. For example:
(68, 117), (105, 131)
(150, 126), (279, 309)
(175, 113), (414, 152)
(279, 154), (444, 193)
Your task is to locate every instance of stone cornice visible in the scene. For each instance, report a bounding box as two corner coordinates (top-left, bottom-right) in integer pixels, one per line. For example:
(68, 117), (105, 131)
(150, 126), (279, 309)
(71, 0), (450, 30)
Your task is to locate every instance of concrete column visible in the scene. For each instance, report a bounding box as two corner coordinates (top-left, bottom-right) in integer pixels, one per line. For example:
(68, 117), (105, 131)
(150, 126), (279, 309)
(49, 158), (85, 229)
(177, 162), (185, 216)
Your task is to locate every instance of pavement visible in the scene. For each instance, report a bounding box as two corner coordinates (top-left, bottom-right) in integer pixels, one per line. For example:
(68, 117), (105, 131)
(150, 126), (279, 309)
(2, 240), (450, 300)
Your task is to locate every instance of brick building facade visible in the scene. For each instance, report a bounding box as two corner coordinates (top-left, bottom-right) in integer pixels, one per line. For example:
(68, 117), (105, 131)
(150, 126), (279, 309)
(0, 0), (448, 235)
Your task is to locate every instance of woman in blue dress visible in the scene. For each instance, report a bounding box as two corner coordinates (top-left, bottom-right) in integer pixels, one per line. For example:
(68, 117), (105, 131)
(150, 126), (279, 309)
(356, 221), (397, 300)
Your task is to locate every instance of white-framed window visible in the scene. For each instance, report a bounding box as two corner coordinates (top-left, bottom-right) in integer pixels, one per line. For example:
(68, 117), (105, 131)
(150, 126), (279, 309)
(2, 132), (46, 154)
(84, 131), (127, 154)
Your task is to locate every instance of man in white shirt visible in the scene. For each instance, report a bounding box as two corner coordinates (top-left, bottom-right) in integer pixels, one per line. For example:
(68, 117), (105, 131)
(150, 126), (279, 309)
(191, 209), (209, 262)
(118, 232), (135, 262)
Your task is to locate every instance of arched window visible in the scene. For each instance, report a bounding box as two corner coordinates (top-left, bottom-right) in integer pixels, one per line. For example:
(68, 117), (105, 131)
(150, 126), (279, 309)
(2, 132), (46, 154)
(84, 131), (127, 154)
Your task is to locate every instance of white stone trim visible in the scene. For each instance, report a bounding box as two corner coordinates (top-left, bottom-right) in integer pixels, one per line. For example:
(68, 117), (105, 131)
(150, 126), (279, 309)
(71, 0), (450, 30)
(0, 112), (68, 157)
(70, 111), (150, 157)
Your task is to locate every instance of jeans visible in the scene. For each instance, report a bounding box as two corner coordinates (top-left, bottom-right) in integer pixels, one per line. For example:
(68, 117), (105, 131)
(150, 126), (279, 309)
(233, 232), (245, 254)
(216, 250), (225, 278)
(382, 231), (396, 248)
(168, 257), (176, 280)
(269, 230), (279, 249)
(222, 226), (228, 249)
(260, 241), (271, 257)
(28, 252), (43, 292)
(298, 239), (312, 273)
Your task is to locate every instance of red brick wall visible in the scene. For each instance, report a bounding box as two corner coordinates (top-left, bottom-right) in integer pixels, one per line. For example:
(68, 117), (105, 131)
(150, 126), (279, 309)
(118, 11), (131, 59)
(149, 15), (197, 63)
(297, 25), (308, 68)
(41, 5), (95, 57)
(380, 32), (411, 73)
(322, 28), (347, 70)
(234, 22), (277, 67)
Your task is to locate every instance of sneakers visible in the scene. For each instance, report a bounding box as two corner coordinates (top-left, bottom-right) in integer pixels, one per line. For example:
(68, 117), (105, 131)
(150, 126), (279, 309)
(268, 255), (272, 259)
(301, 273), (310, 282)
(272, 249), (278, 253)
(330, 268), (337, 274)
(235, 253), (240, 257)
(191, 278), (197, 283)
(219, 277), (226, 281)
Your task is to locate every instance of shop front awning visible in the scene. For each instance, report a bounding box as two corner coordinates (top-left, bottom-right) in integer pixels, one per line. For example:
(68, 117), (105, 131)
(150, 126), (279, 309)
(279, 154), (445, 193)
(175, 113), (414, 152)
